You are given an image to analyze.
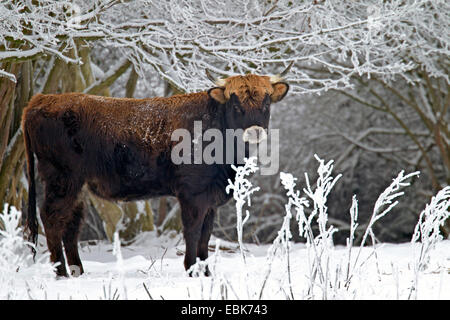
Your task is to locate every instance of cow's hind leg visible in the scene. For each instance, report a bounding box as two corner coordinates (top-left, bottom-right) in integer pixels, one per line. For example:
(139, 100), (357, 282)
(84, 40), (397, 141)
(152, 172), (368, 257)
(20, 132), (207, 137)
(62, 201), (85, 277)
(41, 194), (75, 277)
(197, 207), (216, 276)
(40, 165), (82, 277)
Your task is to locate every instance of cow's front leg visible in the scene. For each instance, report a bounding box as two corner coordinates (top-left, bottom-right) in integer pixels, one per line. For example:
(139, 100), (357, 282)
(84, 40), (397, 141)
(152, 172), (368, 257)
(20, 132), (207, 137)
(197, 207), (216, 276)
(179, 197), (208, 276)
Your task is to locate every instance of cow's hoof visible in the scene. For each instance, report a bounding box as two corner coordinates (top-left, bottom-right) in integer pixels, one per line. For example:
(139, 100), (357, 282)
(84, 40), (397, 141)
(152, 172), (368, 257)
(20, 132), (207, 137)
(187, 265), (211, 277)
(69, 265), (83, 277)
(55, 266), (68, 278)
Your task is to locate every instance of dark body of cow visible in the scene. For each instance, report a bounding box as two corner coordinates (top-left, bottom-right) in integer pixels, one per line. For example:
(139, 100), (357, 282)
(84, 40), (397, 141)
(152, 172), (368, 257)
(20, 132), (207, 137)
(22, 73), (289, 277)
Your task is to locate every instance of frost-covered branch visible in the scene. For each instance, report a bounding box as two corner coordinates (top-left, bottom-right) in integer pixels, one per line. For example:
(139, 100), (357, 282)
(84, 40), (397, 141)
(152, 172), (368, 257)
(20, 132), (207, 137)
(1, 1), (448, 94)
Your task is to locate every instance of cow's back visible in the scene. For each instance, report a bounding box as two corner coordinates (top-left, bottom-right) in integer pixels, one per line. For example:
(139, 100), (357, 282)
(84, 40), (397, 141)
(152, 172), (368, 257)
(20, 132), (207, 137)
(21, 92), (205, 201)
(69, 92), (215, 201)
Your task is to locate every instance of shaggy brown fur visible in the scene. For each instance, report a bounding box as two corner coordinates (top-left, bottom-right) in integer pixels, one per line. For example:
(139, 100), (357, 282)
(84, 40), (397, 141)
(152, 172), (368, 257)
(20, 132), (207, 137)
(22, 74), (289, 277)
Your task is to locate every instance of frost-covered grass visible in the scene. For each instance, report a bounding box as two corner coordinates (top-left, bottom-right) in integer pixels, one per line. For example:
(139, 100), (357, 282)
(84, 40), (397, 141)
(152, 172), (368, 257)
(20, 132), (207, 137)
(2, 232), (448, 300)
(0, 204), (55, 299)
(0, 156), (448, 300)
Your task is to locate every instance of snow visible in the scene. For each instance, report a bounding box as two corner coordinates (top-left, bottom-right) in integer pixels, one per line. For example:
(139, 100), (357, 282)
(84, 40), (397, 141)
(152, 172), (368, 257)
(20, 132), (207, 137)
(0, 231), (446, 300)
(1, 156), (448, 300)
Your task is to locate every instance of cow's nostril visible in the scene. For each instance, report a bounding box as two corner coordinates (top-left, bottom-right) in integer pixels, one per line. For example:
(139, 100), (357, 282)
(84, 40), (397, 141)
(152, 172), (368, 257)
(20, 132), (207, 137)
(243, 126), (267, 144)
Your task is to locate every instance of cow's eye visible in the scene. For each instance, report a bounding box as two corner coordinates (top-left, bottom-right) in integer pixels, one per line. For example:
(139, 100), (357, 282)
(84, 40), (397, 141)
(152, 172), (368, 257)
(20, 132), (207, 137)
(234, 104), (244, 114)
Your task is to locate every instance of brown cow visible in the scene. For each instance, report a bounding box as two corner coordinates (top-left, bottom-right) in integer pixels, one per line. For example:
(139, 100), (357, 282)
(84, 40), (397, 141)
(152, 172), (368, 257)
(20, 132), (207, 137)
(22, 71), (290, 277)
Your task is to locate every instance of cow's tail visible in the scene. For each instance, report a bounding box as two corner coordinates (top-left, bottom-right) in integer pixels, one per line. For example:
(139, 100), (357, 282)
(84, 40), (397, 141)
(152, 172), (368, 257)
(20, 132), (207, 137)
(24, 126), (38, 259)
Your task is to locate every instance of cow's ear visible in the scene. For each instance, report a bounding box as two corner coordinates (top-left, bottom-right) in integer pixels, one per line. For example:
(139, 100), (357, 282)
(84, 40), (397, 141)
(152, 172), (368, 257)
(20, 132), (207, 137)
(270, 82), (289, 103)
(208, 87), (227, 104)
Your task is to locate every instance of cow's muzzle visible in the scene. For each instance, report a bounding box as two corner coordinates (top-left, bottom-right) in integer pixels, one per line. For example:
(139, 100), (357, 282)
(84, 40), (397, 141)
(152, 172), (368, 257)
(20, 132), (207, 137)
(243, 126), (267, 144)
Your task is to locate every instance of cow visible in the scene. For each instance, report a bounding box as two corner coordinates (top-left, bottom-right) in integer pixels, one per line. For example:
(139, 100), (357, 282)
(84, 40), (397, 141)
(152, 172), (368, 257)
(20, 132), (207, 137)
(22, 68), (290, 277)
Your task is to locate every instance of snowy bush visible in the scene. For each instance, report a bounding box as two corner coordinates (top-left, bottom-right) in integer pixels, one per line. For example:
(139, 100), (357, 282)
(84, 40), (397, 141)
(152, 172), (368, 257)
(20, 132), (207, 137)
(410, 186), (450, 299)
(0, 204), (54, 299)
(220, 156), (448, 300)
(226, 157), (260, 262)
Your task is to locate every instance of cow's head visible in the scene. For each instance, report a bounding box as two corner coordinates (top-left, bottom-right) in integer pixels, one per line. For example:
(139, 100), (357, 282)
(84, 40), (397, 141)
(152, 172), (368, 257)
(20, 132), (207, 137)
(207, 65), (290, 144)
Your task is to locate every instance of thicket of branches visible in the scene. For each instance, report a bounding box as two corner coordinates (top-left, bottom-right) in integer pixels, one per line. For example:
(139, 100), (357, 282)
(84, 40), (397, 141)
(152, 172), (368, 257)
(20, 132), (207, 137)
(0, 0), (448, 243)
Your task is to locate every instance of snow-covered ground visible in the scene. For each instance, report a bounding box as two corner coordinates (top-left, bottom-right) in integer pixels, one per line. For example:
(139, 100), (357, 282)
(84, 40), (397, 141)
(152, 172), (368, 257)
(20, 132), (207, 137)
(6, 231), (449, 300)
(1, 158), (448, 300)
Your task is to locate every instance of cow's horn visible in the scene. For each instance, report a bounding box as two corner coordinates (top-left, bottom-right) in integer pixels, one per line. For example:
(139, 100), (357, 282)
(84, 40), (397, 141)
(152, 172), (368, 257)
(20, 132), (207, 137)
(215, 78), (226, 87)
(270, 61), (294, 83)
(279, 61), (294, 78)
(205, 69), (216, 83)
